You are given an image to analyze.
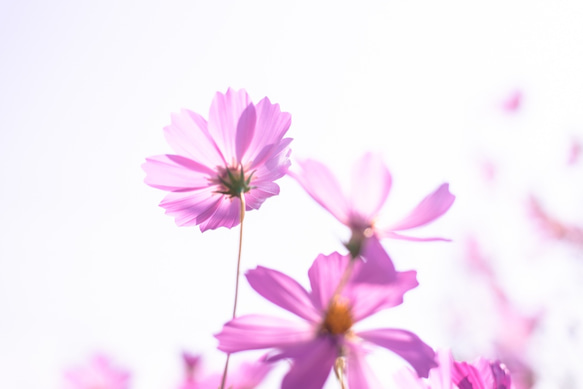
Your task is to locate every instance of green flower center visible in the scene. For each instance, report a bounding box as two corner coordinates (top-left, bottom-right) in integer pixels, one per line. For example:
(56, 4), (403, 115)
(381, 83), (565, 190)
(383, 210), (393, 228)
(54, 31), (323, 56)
(213, 165), (254, 198)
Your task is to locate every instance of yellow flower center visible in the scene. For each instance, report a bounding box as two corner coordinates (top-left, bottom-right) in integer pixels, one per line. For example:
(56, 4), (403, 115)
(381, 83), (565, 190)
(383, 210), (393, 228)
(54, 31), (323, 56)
(322, 298), (353, 335)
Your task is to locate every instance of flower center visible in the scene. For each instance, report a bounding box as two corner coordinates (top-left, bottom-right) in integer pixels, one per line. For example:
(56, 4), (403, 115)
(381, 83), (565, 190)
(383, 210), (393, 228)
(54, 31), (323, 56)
(213, 164), (254, 198)
(322, 297), (353, 335)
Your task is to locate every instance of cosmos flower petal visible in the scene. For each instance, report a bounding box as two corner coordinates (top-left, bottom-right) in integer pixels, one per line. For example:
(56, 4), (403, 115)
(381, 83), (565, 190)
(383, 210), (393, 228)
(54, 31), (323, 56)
(208, 88), (252, 163)
(246, 266), (321, 322)
(64, 354), (130, 389)
(345, 342), (382, 389)
(164, 109), (225, 166)
(245, 97), (292, 166)
(198, 196), (241, 231)
(452, 362), (486, 389)
(215, 314), (314, 353)
(278, 338), (337, 389)
(307, 252), (351, 312)
(244, 183), (281, 210)
(160, 188), (222, 227)
(385, 183), (455, 232)
(142, 154), (214, 191)
(351, 235), (397, 284)
(251, 137), (293, 177)
(235, 103), (257, 164)
(290, 159), (350, 224)
(349, 152), (392, 222)
(348, 270), (418, 322)
(357, 328), (437, 378)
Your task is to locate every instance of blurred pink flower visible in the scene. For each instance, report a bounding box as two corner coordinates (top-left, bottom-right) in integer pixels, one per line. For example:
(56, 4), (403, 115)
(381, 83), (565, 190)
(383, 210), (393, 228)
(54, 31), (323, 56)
(143, 88), (292, 231)
(502, 90), (522, 113)
(395, 350), (514, 389)
(216, 252), (436, 389)
(178, 352), (271, 389)
(63, 354), (130, 389)
(528, 196), (583, 247)
(291, 152), (455, 256)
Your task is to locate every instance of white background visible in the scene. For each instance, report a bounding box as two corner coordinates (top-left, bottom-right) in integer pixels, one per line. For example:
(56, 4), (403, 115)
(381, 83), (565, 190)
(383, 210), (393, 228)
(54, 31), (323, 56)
(1, 0), (583, 388)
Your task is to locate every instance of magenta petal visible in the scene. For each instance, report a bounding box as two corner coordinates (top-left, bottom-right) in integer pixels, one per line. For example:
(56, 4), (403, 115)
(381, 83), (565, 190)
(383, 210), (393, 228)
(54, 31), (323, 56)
(307, 252), (352, 312)
(235, 103), (257, 164)
(351, 236), (397, 284)
(290, 159), (349, 224)
(357, 328), (437, 378)
(277, 338), (337, 389)
(345, 342), (382, 389)
(387, 183), (455, 231)
(452, 361), (486, 389)
(349, 153), (392, 222)
(348, 270), (418, 322)
(215, 314), (313, 353)
(208, 88), (252, 163)
(164, 109), (225, 167)
(142, 155), (213, 191)
(246, 266), (320, 322)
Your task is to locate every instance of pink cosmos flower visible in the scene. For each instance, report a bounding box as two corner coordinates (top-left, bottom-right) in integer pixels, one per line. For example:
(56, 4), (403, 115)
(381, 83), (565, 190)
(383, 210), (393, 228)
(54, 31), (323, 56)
(394, 350), (514, 389)
(63, 354), (130, 389)
(143, 88), (292, 231)
(291, 152), (455, 256)
(215, 251), (437, 389)
(178, 352), (272, 389)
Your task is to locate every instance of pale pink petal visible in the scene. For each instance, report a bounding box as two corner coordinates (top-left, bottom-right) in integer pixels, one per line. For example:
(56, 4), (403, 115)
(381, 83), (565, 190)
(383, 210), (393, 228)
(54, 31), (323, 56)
(291, 159), (349, 224)
(348, 270), (418, 322)
(393, 367), (428, 389)
(165, 109), (225, 166)
(243, 97), (292, 166)
(246, 266), (320, 322)
(244, 180), (281, 210)
(160, 188), (222, 227)
(249, 137), (293, 172)
(428, 349), (454, 389)
(143, 155), (214, 191)
(307, 252), (351, 312)
(345, 342), (382, 389)
(215, 314), (314, 353)
(385, 183), (455, 231)
(197, 355), (273, 389)
(64, 354), (130, 389)
(357, 328), (437, 378)
(278, 338), (337, 389)
(198, 196), (241, 231)
(349, 152), (392, 223)
(208, 88), (252, 164)
(235, 103), (257, 164)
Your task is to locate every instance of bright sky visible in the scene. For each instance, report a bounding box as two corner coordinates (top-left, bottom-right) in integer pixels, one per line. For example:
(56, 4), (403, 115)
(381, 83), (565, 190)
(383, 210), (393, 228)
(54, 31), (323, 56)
(1, 1), (583, 388)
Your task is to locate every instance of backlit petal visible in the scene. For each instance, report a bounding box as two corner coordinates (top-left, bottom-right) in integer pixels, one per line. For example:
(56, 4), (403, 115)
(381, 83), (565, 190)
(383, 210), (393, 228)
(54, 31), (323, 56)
(215, 315), (313, 353)
(246, 266), (320, 322)
(349, 152), (392, 223)
(357, 328), (437, 378)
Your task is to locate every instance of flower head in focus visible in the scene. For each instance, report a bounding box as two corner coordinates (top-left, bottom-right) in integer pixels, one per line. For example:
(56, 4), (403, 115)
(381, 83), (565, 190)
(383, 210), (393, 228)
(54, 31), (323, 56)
(291, 152), (455, 257)
(63, 354), (130, 389)
(143, 88), (292, 231)
(215, 251), (437, 389)
(394, 349), (514, 389)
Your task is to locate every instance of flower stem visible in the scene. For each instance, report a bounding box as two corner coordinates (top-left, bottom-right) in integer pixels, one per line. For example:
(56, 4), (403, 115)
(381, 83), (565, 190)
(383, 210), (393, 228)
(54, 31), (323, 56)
(219, 195), (246, 389)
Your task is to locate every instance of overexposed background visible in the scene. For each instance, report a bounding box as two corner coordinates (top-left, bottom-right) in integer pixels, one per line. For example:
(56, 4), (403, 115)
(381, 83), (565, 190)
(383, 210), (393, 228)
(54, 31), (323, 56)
(1, 0), (583, 388)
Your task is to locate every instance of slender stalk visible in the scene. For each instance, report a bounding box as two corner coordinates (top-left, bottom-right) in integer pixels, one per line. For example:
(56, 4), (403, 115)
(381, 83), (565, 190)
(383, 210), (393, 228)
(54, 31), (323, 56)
(327, 257), (356, 310)
(219, 195), (246, 389)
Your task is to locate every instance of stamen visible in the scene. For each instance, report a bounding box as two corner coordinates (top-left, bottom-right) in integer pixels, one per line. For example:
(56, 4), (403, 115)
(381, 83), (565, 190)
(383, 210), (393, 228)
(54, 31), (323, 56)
(322, 297), (353, 335)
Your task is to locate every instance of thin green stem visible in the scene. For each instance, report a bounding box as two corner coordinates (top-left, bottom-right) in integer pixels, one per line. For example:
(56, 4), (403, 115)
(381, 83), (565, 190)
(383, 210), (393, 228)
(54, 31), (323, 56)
(219, 194), (246, 389)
